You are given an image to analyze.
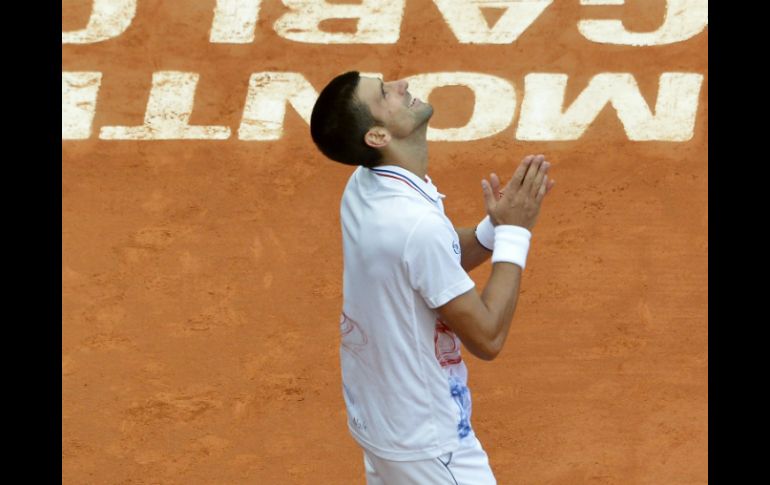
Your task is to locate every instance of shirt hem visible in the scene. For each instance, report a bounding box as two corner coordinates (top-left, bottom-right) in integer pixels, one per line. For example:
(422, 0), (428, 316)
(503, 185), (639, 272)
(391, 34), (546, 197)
(347, 421), (462, 462)
(425, 278), (476, 309)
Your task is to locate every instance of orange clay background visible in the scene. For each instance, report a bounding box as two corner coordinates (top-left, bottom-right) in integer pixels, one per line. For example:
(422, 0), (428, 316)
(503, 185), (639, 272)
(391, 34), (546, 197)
(62, 1), (707, 483)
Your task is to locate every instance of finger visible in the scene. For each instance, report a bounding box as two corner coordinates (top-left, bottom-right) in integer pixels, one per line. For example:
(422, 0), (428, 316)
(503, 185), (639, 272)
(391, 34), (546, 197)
(530, 160), (550, 198)
(535, 175), (548, 202)
(521, 154), (545, 192)
(490, 173), (501, 198)
(507, 155), (536, 190)
(545, 179), (556, 194)
(481, 179), (496, 211)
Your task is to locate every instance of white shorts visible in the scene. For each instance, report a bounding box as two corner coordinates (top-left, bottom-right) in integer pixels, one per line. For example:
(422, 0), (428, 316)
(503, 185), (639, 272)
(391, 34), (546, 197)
(362, 434), (497, 485)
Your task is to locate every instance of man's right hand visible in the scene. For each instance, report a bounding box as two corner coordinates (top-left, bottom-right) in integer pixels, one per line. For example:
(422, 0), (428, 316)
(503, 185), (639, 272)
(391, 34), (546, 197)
(481, 154), (555, 231)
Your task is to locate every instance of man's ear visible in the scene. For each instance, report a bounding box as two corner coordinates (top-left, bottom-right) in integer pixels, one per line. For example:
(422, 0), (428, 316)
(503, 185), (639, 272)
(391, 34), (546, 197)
(364, 126), (391, 148)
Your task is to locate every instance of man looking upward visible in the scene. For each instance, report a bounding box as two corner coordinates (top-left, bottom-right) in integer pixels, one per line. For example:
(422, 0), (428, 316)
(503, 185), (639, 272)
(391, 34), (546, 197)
(310, 71), (555, 484)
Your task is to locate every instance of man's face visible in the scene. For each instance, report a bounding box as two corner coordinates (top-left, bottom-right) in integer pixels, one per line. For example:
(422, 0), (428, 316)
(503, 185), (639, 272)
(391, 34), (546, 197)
(356, 76), (434, 142)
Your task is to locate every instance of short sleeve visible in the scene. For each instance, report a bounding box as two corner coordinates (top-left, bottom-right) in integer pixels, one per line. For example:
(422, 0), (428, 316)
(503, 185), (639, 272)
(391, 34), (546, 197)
(403, 211), (476, 309)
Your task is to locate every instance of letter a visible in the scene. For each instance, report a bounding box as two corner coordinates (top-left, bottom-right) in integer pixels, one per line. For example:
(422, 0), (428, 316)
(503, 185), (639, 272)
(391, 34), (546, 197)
(432, 0), (552, 44)
(274, 0), (405, 44)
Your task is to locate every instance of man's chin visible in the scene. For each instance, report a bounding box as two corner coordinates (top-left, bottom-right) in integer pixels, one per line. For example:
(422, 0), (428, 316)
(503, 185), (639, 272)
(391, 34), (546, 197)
(417, 104), (434, 126)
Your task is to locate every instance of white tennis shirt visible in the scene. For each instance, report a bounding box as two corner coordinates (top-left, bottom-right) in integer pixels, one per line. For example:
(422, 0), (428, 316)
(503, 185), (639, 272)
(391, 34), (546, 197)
(339, 164), (478, 461)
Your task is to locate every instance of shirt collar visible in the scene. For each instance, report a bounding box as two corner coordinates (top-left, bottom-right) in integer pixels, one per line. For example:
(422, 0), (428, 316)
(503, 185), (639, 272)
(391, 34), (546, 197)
(368, 164), (446, 204)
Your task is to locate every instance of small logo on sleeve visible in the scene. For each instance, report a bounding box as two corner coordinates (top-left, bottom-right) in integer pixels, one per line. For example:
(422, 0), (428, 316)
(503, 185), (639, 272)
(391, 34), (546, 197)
(452, 240), (460, 254)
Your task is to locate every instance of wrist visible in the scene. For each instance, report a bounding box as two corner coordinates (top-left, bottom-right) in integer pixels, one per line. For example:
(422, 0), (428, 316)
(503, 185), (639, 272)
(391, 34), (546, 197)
(475, 215), (495, 251)
(491, 225), (532, 269)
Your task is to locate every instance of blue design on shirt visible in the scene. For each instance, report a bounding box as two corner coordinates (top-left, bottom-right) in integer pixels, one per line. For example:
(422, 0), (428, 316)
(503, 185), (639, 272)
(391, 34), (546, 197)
(448, 375), (472, 439)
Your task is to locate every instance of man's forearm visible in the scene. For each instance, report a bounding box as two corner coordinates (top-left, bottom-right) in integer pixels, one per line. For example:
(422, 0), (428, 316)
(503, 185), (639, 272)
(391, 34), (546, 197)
(455, 226), (492, 272)
(481, 262), (523, 357)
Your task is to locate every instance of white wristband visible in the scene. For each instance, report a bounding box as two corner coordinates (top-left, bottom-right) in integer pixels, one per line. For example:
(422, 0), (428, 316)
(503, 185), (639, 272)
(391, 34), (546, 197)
(491, 225), (531, 269)
(475, 215), (495, 251)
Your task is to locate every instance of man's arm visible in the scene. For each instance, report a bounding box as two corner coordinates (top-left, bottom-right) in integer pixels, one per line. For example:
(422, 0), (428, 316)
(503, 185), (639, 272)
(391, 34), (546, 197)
(437, 155), (555, 361)
(455, 226), (492, 272)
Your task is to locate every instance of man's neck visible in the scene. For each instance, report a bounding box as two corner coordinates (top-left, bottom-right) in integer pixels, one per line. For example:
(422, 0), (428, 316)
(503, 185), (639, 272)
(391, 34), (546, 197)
(378, 133), (429, 180)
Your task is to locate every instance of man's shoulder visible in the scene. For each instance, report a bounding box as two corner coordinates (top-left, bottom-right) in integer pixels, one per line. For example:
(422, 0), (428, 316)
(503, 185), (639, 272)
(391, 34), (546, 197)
(341, 165), (364, 193)
(403, 207), (454, 244)
(343, 165), (440, 207)
(340, 166), (451, 234)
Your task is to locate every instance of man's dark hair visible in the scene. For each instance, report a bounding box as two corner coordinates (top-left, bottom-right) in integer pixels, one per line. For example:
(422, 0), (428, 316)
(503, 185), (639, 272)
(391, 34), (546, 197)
(310, 71), (383, 168)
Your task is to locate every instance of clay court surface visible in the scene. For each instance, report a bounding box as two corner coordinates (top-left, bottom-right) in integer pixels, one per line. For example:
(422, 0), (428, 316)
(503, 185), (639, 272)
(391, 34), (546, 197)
(62, 1), (707, 483)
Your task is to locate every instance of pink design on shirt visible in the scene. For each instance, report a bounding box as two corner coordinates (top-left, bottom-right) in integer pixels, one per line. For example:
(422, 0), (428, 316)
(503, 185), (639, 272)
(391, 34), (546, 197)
(340, 312), (368, 357)
(434, 318), (463, 367)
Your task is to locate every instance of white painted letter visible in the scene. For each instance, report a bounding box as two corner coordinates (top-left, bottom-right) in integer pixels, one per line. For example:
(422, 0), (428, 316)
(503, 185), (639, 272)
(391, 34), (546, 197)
(238, 72), (318, 140)
(100, 72), (231, 140)
(210, 0), (263, 43)
(405, 73), (516, 142)
(62, 0), (137, 44)
(432, 0), (552, 44)
(62, 72), (102, 140)
(578, 0), (708, 46)
(516, 72), (703, 141)
(274, 0), (405, 44)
